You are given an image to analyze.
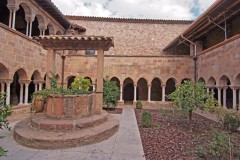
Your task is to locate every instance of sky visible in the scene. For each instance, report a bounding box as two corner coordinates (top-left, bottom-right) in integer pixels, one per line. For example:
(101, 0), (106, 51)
(51, 0), (216, 20)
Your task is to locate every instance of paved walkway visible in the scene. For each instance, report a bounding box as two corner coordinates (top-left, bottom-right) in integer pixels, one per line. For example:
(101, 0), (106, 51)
(0, 107), (145, 160)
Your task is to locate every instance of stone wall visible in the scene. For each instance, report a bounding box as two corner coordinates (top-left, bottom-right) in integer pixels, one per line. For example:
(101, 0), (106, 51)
(69, 17), (191, 56)
(197, 35), (240, 86)
(65, 55), (194, 85)
(0, 23), (62, 81)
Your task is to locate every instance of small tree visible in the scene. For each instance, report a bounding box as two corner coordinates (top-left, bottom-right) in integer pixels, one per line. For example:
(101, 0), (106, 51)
(0, 93), (12, 157)
(71, 77), (92, 91)
(168, 80), (213, 131)
(103, 79), (120, 108)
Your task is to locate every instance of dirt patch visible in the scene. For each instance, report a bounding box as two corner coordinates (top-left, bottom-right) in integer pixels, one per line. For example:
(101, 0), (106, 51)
(135, 109), (240, 160)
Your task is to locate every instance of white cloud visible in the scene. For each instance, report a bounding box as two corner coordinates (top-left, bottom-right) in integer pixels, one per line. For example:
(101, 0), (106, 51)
(51, 0), (216, 20)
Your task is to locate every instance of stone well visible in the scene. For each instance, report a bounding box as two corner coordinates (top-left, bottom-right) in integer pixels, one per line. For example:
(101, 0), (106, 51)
(13, 93), (119, 149)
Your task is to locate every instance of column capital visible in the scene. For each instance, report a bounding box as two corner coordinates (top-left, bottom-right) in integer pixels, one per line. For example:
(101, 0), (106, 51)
(161, 85), (166, 87)
(230, 85), (238, 90)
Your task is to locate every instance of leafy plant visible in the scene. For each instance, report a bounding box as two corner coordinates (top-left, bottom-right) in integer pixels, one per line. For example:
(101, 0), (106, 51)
(142, 111), (152, 128)
(208, 129), (230, 160)
(50, 72), (58, 89)
(103, 79), (120, 108)
(136, 100), (142, 109)
(168, 81), (213, 132)
(0, 93), (12, 157)
(71, 77), (92, 91)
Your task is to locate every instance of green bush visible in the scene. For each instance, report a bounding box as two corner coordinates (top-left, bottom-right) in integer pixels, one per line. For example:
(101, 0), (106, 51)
(71, 77), (92, 91)
(0, 93), (12, 157)
(223, 111), (240, 132)
(136, 100), (142, 109)
(103, 79), (120, 108)
(142, 111), (152, 128)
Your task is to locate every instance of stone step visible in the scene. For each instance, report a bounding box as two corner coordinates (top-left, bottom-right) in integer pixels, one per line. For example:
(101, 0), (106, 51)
(30, 111), (108, 132)
(13, 115), (119, 149)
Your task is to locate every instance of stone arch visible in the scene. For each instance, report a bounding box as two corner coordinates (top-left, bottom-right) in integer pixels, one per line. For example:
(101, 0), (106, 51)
(31, 70), (41, 81)
(56, 30), (62, 35)
(234, 73), (240, 87)
(35, 14), (45, 28)
(165, 78), (176, 100)
(219, 75), (231, 87)
(19, 2), (31, 16)
(181, 78), (191, 84)
(137, 78), (148, 101)
(123, 77), (134, 103)
(15, 5), (26, 34)
(207, 77), (216, 87)
(0, 63), (9, 79)
(14, 68), (28, 80)
(46, 23), (55, 35)
(110, 77), (120, 100)
(0, 0), (10, 26)
(151, 77), (162, 101)
(67, 75), (76, 88)
(198, 77), (206, 84)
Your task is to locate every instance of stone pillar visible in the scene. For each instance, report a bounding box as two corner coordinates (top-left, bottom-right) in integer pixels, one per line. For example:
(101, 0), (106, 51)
(210, 88), (214, 99)
(120, 84), (123, 101)
(46, 49), (56, 89)
(217, 87), (222, 106)
(1, 83), (5, 93)
(12, 10), (16, 29)
(26, 20), (29, 36)
(223, 87), (227, 108)
(29, 20), (33, 37)
(8, 10), (12, 28)
(95, 49), (104, 114)
(24, 83), (29, 104)
(19, 83), (24, 105)
(134, 85), (137, 102)
(148, 85), (151, 102)
(239, 89), (240, 111)
(207, 87), (210, 93)
(6, 82), (10, 105)
(39, 83), (42, 91)
(162, 85), (166, 102)
(92, 84), (96, 91)
(35, 83), (38, 92)
(231, 86), (237, 110)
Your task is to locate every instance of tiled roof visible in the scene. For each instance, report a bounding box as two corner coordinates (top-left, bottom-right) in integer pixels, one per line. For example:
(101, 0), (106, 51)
(34, 0), (71, 29)
(67, 15), (193, 24)
(34, 35), (113, 41)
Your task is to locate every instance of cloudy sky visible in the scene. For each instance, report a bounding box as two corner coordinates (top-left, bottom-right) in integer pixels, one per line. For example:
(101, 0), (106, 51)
(51, 0), (216, 20)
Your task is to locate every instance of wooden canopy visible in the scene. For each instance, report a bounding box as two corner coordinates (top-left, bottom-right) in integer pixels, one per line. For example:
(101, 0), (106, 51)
(33, 35), (114, 51)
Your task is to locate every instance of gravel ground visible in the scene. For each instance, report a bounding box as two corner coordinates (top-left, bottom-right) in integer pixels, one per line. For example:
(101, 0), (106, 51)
(135, 109), (240, 160)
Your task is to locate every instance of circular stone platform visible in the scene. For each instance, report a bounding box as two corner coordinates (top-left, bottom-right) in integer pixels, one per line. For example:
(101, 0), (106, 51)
(13, 110), (119, 149)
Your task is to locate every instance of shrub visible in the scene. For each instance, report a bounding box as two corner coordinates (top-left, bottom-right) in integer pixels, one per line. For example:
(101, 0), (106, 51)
(142, 111), (152, 128)
(223, 111), (240, 132)
(208, 129), (230, 159)
(103, 79), (120, 108)
(0, 93), (12, 157)
(71, 77), (92, 91)
(136, 100), (142, 109)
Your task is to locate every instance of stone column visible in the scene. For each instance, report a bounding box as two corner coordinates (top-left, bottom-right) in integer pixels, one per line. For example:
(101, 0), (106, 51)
(12, 10), (16, 29)
(223, 87), (227, 108)
(238, 89), (240, 111)
(8, 10), (12, 28)
(217, 87), (222, 106)
(19, 83), (24, 105)
(6, 82), (10, 105)
(148, 85), (151, 102)
(35, 83), (38, 92)
(162, 85), (166, 102)
(26, 20), (29, 36)
(29, 20), (33, 37)
(231, 86), (237, 110)
(1, 82), (5, 93)
(92, 84), (96, 91)
(207, 87), (210, 93)
(210, 88), (214, 99)
(46, 49), (56, 89)
(95, 49), (104, 114)
(134, 85), (137, 102)
(120, 84), (123, 101)
(24, 83), (29, 104)
(39, 83), (42, 91)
